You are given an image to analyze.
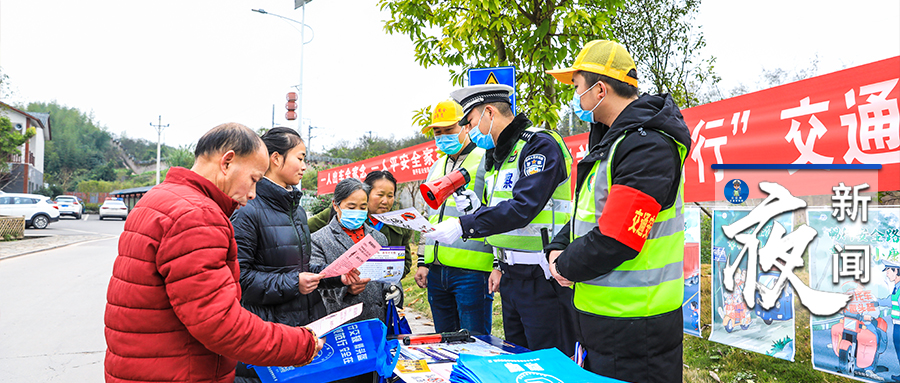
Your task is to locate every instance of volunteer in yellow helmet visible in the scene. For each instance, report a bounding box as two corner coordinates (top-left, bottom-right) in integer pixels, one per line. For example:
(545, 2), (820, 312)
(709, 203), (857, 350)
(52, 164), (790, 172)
(415, 100), (495, 335)
(545, 40), (691, 382)
(425, 85), (578, 356)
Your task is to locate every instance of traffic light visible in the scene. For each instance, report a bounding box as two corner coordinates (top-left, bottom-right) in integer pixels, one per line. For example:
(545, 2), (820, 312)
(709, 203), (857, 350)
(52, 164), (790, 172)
(286, 92), (298, 120)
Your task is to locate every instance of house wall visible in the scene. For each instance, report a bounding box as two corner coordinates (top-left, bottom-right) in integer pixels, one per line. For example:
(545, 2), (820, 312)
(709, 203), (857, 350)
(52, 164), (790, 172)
(2, 109), (46, 192)
(4, 112), (29, 158)
(33, 127), (45, 173)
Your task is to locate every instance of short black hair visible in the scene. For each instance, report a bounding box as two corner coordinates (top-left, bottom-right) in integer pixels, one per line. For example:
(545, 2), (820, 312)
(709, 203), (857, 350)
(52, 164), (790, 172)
(333, 178), (370, 205)
(364, 170), (397, 192)
(477, 102), (513, 117)
(194, 122), (262, 158)
(577, 70), (639, 99)
(260, 127), (304, 159)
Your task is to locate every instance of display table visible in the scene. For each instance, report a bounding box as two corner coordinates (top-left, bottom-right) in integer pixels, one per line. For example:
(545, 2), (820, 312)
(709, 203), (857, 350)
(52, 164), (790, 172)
(391, 335), (625, 383)
(391, 335), (526, 382)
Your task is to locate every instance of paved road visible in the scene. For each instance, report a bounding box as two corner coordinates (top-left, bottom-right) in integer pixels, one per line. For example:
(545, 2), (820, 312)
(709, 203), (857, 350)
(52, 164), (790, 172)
(27, 214), (126, 237)
(0, 229), (120, 381)
(0, 210), (434, 382)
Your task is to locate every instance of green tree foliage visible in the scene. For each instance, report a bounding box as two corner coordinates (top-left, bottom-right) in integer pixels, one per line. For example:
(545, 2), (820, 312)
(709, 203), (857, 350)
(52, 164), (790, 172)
(609, 0), (720, 108)
(0, 115), (36, 173)
(301, 168), (318, 190)
(166, 144), (195, 169)
(26, 102), (114, 184)
(90, 160), (118, 182)
(325, 132), (431, 162)
(117, 133), (176, 164)
(379, 0), (620, 129)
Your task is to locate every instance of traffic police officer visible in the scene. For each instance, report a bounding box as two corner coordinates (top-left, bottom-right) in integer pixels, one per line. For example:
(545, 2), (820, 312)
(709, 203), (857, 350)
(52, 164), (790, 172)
(545, 40), (691, 382)
(415, 99), (495, 335)
(425, 84), (578, 355)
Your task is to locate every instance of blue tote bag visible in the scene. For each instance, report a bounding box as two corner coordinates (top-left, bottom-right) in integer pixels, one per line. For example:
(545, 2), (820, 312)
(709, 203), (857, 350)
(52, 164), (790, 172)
(254, 319), (400, 383)
(386, 299), (412, 335)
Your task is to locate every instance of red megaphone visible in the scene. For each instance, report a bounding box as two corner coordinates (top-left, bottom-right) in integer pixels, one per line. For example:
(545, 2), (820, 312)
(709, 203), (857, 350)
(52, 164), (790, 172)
(420, 168), (470, 210)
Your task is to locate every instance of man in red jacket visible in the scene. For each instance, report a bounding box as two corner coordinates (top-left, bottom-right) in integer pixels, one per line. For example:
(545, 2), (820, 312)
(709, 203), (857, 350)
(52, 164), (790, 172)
(105, 123), (331, 383)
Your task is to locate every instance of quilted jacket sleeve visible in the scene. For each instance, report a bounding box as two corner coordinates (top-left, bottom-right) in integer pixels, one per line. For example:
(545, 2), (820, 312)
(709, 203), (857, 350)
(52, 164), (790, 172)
(232, 207), (302, 305)
(156, 208), (316, 367)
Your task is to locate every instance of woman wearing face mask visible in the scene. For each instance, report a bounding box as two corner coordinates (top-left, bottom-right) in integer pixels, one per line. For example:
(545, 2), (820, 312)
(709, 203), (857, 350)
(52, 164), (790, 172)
(230, 127), (362, 383)
(311, 177), (387, 323)
(362, 171), (415, 277)
(309, 171), (416, 278)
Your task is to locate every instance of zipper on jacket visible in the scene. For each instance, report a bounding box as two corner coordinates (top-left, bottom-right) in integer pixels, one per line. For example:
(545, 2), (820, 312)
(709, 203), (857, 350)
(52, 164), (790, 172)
(289, 198), (304, 271)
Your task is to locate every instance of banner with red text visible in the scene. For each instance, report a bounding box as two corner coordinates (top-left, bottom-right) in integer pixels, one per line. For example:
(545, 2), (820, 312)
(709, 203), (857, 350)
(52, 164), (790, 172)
(318, 57), (898, 199)
(682, 56), (899, 202)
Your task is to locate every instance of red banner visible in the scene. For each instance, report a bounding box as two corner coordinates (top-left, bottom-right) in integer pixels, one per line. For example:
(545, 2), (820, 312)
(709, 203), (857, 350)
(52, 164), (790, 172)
(318, 57), (899, 201)
(681, 56), (898, 202)
(317, 141), (439, 195)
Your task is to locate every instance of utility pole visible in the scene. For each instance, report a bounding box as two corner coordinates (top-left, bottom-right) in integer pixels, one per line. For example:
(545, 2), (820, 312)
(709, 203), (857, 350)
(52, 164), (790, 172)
(150, 115), (169, 185)
(307, 124), (317, 153)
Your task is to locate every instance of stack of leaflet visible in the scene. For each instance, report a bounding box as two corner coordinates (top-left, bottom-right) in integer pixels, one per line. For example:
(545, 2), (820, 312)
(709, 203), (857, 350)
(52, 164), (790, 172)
(450, 348), (625, 383)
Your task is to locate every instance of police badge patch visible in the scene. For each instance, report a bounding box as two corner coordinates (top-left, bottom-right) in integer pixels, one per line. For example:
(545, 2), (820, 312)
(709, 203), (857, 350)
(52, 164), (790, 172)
(523, 154), (546, 175)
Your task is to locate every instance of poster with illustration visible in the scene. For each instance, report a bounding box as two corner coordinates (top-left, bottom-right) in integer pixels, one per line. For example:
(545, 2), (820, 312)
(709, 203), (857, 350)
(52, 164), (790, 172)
(709, 208), (796, 361)
(808, 207), (900, 382)
(683, 207), (702, 337)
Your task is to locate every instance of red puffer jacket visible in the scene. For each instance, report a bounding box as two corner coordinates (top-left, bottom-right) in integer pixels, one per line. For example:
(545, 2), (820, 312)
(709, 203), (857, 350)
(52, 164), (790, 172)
(105, 167), (317, 383)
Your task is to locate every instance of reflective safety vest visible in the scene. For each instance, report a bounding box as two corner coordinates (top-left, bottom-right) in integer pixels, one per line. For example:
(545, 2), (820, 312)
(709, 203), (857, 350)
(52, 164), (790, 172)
(571, 129), (686, 318)
(485, 127), (572, 252)
(423, 148), (495, 272)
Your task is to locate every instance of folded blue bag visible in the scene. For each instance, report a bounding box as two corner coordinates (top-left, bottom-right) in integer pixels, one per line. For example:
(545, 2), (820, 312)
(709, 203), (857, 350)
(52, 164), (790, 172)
(254, 319), (400, 383)
(450, 348), (626, 383)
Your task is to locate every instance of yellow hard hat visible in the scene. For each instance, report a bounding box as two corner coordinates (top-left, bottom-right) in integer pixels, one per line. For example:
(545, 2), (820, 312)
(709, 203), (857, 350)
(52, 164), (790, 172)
(422, 99), (464, 134)
(546, 40), (638, 87)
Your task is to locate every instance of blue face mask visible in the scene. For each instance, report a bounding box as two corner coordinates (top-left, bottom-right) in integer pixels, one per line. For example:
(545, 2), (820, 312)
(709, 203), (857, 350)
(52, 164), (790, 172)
(434, 133), (463, 155)
(339, 208), (368, 230)
(572, 82), (604, 123)
(468, 107), (495, 149)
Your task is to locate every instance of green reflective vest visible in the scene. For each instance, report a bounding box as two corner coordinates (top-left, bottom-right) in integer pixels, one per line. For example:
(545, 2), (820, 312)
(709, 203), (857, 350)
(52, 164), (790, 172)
(485, 127), (573, 252)
(423, 148), (495, 272)
(570, 130), (686, 318)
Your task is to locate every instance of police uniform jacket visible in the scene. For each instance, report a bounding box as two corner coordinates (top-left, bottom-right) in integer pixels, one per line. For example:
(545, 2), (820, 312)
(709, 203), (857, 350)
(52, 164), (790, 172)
(458, 114), (569, 239)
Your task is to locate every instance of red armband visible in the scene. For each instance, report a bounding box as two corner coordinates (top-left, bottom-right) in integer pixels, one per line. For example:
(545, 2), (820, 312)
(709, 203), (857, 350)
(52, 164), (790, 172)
(597, 184), (662, 252)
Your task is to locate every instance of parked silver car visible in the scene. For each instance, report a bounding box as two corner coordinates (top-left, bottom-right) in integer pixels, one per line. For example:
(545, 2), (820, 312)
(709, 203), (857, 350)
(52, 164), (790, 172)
(99, 199), (129, 220)
(54, 195), (84, 219)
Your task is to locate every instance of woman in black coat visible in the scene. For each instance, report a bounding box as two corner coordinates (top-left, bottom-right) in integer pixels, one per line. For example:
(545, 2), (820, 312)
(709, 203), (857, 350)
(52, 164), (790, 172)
(230, 127), (361, 383)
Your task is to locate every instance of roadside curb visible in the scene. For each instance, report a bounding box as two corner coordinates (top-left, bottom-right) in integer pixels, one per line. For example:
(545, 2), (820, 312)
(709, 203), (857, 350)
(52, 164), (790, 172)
(0, 234), (116, 261)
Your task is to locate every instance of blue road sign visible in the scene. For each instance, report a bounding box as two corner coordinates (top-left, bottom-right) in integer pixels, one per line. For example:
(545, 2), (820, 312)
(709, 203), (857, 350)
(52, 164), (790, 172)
(468, 66), (516, 115)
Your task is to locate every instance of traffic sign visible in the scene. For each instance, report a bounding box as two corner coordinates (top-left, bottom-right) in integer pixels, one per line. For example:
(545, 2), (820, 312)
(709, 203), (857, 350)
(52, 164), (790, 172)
(468, 66), (516, 115)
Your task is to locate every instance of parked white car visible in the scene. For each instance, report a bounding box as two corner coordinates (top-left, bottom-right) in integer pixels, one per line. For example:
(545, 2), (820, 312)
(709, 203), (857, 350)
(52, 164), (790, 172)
(54, 195), (84, 219)
(99, 199), (129, 220)
(0, 193), (60, 229)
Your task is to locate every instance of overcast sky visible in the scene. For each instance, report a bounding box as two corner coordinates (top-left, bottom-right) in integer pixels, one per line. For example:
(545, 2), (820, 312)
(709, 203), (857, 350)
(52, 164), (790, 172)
(1, 0), (898, 153)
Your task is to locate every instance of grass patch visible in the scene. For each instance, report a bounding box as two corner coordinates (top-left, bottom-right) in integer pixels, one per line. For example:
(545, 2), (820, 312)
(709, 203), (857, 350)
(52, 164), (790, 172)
(682, 264), (856, 383)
